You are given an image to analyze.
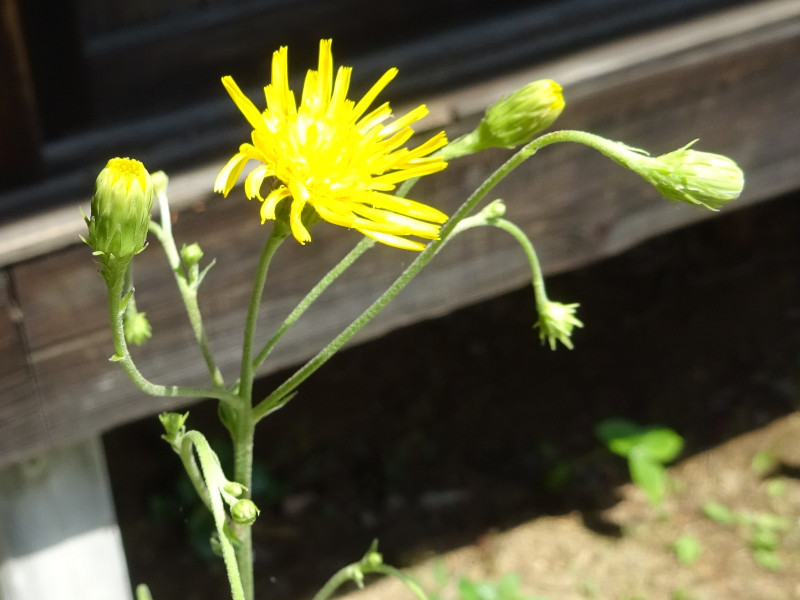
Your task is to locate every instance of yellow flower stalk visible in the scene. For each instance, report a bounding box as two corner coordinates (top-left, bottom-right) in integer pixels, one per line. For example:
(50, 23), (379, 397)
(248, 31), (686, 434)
(215, 39), (450, 251)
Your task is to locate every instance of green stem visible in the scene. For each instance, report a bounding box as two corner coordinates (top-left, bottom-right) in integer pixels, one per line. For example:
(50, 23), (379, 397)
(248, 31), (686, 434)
(311, 563), (428, 600)
(150, 191), (225, 388)
(106, 275), (238, 404)
(179, 436), (214, 513)
(252, 129), (561, 422)
(249, 236), (374, 376)
(184, 431), (246, 600)
(232, 421), (255, 600)
(228, 221), (289, 600)
(489, 218), (549, 307)
(237, 223), (290, 402)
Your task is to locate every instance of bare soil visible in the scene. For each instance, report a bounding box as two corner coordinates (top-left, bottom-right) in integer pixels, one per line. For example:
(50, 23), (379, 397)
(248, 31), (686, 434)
(105, 192), (800, 600)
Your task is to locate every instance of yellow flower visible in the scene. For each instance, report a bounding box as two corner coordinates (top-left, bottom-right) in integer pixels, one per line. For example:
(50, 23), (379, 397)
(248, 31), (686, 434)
(215, 39), (449, 251)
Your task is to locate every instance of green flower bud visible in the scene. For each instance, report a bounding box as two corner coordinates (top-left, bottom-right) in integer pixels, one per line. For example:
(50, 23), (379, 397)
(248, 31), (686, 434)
(223, 481), (246, 498)
(84, 158), (154, 280)
(230, 499), (259, 526)
(180, 243), (204, 267)
(479, 79), (565, 148)
(123, 307), (152, 346)
(151, 170), (168, 196)
(534, 300), (583, 350)
(159, 411), (189, 443)
(443, 80), (564, 158)
(638, 142), (744, 210)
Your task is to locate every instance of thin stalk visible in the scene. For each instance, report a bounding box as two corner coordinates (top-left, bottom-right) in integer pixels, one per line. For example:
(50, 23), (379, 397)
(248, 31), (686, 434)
(149, 190), (225, 388)
(249, 236), (375, 374)
(106, 275), (238, 404)
(232, 422), (255, 600)
(237, 223), (290, 402)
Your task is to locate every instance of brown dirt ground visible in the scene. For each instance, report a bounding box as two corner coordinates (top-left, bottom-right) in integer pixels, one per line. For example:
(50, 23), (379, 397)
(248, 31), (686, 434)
(105, 192), (800, 600)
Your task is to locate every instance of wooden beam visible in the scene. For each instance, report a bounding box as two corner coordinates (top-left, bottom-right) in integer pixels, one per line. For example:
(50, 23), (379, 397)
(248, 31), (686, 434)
(0, 1), (799, 467)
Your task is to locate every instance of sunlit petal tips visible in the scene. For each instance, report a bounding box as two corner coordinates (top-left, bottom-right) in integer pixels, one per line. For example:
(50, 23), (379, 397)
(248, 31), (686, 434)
(216, 39), (449, 250)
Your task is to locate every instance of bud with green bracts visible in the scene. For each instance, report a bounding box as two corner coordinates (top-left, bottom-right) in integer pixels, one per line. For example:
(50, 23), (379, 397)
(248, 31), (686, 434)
(83, 158), (154, 280)
(587, 138), (744, 211)
(231, 499), (259, 526)
(443, 79), (565, 158)
(637, 141), (744, 210)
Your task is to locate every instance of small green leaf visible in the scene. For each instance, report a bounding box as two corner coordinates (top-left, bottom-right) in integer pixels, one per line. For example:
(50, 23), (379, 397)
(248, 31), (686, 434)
(595, 418), (643, 457)
(751, 451), (776, 476)
(702, 501), (735, 524)
(750, 527), (780, 551)
(766, 479), (786, 498)
(629, 450), (666, 506)
(671, 534), (702, 565)
(752, 548), (782, 570)
(431, 560), (450, 587)
(637, 428), (684, 463)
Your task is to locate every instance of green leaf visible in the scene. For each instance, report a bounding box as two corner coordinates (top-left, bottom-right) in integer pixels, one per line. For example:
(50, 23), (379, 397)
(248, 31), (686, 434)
(637, 428), (684, 463)
(750, 527), (780, 551)
(752, 548), (782, 570)
(595, 418), (643, 457)
(629, 450), (666, 506)
(431, 560), (450, 587)
(766, 479), (786, 498)
(671, 535), (702, 565)
(702, 501), (735, 524)
(750, 451), (776, 476)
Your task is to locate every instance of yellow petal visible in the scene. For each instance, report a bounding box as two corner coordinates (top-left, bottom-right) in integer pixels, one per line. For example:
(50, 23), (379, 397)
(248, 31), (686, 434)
(222, 76), (264, 132)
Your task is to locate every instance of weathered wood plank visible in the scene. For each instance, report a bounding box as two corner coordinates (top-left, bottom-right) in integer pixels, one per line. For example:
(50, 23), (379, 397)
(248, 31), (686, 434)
(0, 271), (45, 467)
(1, 2), (799, 467)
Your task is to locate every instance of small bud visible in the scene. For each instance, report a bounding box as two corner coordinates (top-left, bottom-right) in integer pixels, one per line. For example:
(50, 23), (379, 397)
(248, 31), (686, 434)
(479, 79), (565, 149)
(124, 308), (152, 346)
(534, 300), (583, 350)
(639, 142), (744, 210)
(181, 243), (204, 267)
(159, 411), (189, 442)
(230, 499), (259, 526)
(84, 158), (154, 280)
(151, 170), (168, 196)
(444, 80), (564, 159)
(223, 482), (246, 498)
(482, 199), (507, 220)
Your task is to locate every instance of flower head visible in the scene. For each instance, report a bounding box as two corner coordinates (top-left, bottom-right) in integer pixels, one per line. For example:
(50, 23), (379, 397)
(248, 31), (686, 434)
(534, 300), (583, 350)
(477, 79), (565, 149)
(83, 157), (154, 280)
(597, 139), (744, 211)
(443, 79), (564, 159)
(215, 39), (449, 251)
(640, 141), (744, 210)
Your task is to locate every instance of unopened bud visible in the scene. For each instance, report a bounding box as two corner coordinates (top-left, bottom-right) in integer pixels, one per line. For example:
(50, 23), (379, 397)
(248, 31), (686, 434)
(478, 79), (565, 149)
(639, 142), (744, 210)
(181, 243), (204, 267)
(159, 412), (189, 442)
(84, 158), (154, 280)
(231, 499), (259, 526)
(444, 80), (564, 159)
(124, 308), (152, 346)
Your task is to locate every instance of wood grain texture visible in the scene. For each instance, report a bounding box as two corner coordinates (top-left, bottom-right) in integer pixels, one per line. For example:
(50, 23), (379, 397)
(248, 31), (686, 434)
(1, 2), (799, 467)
